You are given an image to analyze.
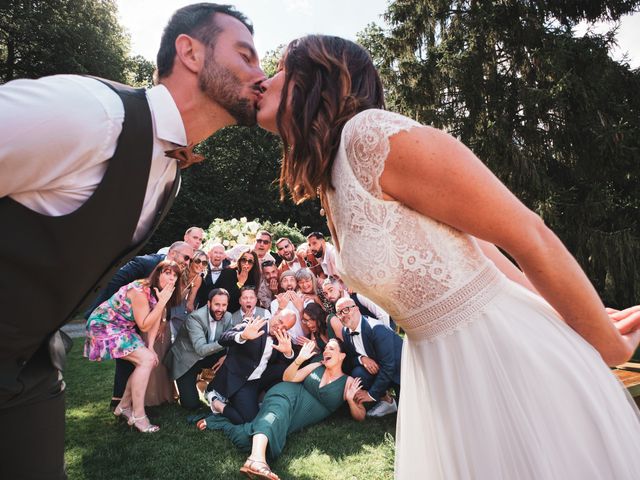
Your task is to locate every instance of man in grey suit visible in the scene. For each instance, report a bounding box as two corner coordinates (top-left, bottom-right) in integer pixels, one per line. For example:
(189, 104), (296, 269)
(165, 288), (237, 409)
(231, 286), (271, 325)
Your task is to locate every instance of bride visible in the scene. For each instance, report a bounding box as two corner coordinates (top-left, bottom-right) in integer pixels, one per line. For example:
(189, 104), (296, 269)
(254, 34), (640, 479)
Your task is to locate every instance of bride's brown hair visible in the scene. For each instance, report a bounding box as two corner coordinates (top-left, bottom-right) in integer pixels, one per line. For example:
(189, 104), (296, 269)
(277, 35), (385, 203)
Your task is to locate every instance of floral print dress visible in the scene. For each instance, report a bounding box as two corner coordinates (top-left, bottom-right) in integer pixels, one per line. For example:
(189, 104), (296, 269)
(84, 280), (156, 360)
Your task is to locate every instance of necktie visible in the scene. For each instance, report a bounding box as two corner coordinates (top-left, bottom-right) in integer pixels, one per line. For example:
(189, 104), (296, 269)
(165, 143), (204, 169)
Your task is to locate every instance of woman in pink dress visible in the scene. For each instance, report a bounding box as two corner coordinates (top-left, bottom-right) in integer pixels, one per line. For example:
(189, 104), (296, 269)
(85, 260), (182, 432)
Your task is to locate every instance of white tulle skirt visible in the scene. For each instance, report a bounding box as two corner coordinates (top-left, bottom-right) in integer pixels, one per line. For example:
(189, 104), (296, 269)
(395, 279), (640, 480)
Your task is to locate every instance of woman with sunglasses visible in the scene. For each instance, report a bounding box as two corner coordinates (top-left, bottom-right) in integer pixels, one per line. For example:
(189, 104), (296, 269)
(216, 249), (262, 313)
(183, 249), (208, 313)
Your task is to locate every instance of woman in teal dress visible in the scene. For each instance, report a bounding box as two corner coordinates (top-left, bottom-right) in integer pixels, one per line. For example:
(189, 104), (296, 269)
(85, 260), (181, 433)
(198, 338), (366, 479)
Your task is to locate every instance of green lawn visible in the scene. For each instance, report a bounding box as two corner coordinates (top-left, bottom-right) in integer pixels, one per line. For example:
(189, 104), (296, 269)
(64, 339), (396, 480)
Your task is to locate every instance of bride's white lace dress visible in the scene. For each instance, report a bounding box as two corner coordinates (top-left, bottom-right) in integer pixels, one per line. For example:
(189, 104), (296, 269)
(325, 109), (640, 479)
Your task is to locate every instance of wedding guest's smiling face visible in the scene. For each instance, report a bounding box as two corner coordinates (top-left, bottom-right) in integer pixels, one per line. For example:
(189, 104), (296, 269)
(257, 69), (286, 134)
(199, 14), (265, 126)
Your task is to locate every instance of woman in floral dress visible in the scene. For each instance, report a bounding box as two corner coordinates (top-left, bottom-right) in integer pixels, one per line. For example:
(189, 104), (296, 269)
(85, 260), (181, 432)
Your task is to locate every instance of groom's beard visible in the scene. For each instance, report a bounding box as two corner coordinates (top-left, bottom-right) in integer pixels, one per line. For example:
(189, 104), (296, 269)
(199, 55), (256, 127)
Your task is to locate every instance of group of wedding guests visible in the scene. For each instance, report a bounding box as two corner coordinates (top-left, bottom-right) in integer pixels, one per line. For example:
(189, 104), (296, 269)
(83, 226), (402, 479)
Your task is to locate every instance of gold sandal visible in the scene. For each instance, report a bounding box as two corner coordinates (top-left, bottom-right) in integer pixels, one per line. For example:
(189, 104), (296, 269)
(240, 458), (279, 480)
(127, 414), (160, 433)
(113, 405), (131, 422)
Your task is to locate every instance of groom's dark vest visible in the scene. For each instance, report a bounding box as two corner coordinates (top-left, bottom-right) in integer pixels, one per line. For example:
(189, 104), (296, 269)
(0, 77), (179, 404)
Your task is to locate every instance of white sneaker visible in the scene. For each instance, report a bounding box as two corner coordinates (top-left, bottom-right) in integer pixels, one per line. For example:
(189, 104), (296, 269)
(366, 398), (398, 418)
(206, 389), (227, 414)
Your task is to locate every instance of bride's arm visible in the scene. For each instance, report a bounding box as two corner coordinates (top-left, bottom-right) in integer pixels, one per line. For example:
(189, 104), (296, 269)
(379, 125), (639, 366)
(475, 239), (539, 295)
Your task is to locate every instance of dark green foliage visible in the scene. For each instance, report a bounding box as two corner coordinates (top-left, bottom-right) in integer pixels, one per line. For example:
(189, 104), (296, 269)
(359, 0), (640, 306)
(0, 0), (130, 83)
(144, 126), (326, 253)
(125, 54), (155, 88)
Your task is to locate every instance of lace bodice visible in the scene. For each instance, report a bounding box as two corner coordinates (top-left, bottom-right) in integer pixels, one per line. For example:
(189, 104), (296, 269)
(325, 109), (503, 341)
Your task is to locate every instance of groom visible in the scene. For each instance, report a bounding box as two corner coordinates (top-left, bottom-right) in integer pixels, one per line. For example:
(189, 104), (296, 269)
(0, 4), (265, 478)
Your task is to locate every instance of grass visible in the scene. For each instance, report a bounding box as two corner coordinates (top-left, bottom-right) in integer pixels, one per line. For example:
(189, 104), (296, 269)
(64, 339), (396, 480)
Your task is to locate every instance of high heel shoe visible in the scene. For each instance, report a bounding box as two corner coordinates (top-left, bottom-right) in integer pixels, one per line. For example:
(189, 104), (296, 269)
(127, 414), (160, 433)
(113, 405), (131, 422)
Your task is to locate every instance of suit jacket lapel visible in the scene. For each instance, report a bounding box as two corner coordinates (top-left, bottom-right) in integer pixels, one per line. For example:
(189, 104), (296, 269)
(360, 317), (374, 357)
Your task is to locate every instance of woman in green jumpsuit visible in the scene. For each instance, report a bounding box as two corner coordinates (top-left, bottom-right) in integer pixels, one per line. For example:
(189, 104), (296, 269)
(199, 338), (366, 479)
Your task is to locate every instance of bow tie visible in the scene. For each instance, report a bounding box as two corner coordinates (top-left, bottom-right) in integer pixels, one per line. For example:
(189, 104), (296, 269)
(349, 331), (360, 337)
(165, 143), (205, 169)
(210, 267), (223, 272)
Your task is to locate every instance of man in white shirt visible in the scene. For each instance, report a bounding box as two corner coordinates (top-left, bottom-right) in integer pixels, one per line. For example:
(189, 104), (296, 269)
(306, 231), (338, 278)
(270, 271), (306, 340)
(0, 4), (265, 478)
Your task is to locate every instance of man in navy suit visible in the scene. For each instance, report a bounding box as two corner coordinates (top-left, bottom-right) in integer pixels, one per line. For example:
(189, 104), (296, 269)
(336, 297), (402, 417)
(206, 309), (297, 424)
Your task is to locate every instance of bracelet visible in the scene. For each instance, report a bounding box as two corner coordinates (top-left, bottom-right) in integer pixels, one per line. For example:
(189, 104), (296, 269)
(294, 359), (303, 366)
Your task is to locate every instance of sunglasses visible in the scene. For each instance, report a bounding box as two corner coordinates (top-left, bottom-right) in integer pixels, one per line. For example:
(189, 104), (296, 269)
(336, 305), (356, 316)
(239, 257), (255, 265)
(255, 238), (271, 245)
(261, 260), (275, 267)
(192, 258), (207, 265)
(180, 254), (191, 262)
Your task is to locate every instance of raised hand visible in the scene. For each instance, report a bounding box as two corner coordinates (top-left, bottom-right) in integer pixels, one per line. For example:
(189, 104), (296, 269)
(297, 340), (317, 363)
(240, 316), (267, 341)
(288, 291), (304, 312)
(361, 356), (379, 375)
(276, 293), (288, 310)
(154, 281), (175, 306)
(272, 329), (293, 357)
(345, 376), (363, 403)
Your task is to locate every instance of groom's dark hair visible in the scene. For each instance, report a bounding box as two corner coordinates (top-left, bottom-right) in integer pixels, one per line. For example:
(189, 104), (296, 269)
(156, 3), (254, 79)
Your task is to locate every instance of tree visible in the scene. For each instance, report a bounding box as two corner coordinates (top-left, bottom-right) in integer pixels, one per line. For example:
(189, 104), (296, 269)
(358, 0), (640, 306)
(1, 0), (130, 83)
(125, 54), (155, 88)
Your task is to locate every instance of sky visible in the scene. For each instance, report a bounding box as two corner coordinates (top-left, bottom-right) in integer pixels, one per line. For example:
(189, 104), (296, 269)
(115, 1), (640, 69)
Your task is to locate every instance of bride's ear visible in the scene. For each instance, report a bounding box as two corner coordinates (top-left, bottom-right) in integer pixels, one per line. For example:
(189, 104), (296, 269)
(174, 34), (205, 74)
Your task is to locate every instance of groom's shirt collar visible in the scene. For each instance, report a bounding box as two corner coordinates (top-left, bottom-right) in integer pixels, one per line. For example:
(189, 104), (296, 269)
(146, 84), (187, 147)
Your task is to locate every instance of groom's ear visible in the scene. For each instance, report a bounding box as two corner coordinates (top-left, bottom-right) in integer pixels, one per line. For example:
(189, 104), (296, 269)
(174, 34), (205, 74)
